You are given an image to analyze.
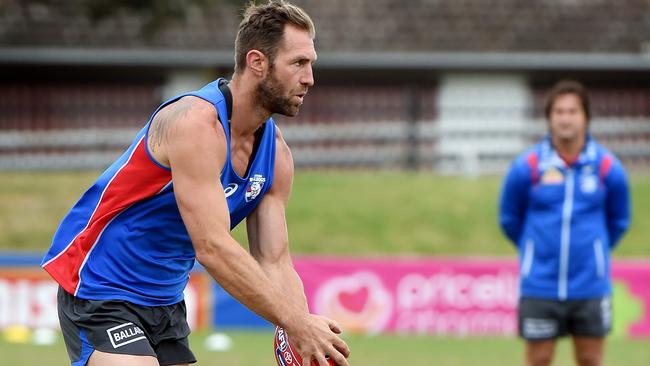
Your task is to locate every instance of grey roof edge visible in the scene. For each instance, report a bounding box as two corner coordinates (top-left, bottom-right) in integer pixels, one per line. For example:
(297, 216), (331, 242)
(0, 48), (235, 67)
(2, 47), (650, 71)
(322, 51), (650, 71)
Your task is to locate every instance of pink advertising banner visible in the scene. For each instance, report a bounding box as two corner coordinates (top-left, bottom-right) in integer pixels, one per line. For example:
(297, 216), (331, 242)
(0, 268), (212, 330)
(294, 257), (650, 338)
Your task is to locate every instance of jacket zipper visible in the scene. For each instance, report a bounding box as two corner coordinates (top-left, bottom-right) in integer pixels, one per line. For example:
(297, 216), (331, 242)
(521, 239), (534, 277)
(558, 168), (574, 300)
(594, 239), (605, 278)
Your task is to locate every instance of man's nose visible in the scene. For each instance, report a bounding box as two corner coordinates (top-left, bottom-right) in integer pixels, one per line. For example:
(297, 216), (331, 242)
(301, 66), (314, 87)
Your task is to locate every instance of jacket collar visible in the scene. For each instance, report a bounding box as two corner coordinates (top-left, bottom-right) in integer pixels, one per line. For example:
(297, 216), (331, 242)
(540, 134), (597, 169)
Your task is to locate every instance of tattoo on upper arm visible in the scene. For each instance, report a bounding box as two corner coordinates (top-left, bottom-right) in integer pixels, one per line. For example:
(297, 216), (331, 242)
(148, 97), (194, 152)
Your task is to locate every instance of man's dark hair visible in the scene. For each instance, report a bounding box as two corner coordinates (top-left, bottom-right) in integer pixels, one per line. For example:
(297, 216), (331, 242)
(234, 1), (315, 74)
(544, 80), (591, 121)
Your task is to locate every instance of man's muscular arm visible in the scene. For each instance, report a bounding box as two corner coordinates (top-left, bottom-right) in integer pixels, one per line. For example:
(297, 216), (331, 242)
(152, 97), (302, 330)
(152, 99), (348, 366)
(247, 129), (350, 366)
(247, 131), (307, 310)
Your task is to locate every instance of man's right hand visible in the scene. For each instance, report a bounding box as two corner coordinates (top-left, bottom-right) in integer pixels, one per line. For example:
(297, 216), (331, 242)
(286, 314), (351, 366)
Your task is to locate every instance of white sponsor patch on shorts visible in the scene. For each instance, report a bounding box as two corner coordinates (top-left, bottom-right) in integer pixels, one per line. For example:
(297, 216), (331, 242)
(106, 322), (147, 348)
(601, 297), (612, 329)
(523, 318), (558, 339)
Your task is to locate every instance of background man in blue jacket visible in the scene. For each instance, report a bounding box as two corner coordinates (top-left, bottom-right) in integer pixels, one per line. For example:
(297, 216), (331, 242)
(499, 80), (631, 366)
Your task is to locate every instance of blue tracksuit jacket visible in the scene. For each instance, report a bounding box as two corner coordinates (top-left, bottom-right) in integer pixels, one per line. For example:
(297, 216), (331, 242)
(499, 135), (630, 300)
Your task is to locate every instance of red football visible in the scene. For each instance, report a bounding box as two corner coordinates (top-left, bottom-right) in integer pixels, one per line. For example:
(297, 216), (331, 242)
(273, 326), (336, 366)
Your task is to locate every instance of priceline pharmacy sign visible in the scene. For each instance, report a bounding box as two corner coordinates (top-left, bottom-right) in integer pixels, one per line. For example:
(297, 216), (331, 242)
(0, 254), (648, 338)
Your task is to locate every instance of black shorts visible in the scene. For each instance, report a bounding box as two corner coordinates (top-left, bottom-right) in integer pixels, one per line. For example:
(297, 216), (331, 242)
(57, 286), (196, 366)
(518, 296), (612, 341)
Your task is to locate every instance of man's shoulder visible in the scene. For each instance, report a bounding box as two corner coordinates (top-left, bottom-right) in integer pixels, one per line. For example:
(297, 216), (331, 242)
(152, 95), (219, 131)
(590, 140), (616, 159)
(511, 143), (542, 170)
(273, 124), (285, 142)
(273, 125), (292, 159)
(149, 95), (226, 168)
(171, 95), (217, 119)
(590, 141), (627, 179)
(587, 139), (624, 167)
(267, 125), (294, 197)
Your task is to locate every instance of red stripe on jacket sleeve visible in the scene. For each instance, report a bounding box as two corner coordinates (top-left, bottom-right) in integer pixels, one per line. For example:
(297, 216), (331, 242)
(527, 153), (539, 184)
(600, 155), (613, 179)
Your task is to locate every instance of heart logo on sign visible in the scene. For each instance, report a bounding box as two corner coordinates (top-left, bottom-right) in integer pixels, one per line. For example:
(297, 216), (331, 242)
(314, 271), (392, 335)
(337, 286), (369, 313)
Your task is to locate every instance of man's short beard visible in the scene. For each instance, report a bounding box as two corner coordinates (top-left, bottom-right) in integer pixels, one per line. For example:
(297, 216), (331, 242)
(255, 67), (299, 117)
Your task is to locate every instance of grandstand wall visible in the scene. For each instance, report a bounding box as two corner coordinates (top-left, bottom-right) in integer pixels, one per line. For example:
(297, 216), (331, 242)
(1, 66), (649, 173)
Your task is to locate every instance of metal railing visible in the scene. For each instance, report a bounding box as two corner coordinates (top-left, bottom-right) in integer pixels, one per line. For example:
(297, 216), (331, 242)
(1, 117), (649, 173)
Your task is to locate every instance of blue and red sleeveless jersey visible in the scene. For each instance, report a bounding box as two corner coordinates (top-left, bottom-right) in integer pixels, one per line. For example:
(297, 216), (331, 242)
(42, 79), (276, 305)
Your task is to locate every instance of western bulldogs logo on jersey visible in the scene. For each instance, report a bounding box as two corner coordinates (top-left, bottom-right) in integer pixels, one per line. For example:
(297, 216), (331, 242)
(246, 174), (266, 202)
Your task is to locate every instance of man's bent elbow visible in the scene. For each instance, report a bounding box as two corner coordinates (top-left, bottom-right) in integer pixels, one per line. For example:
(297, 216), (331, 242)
(193, 237), (231, 268)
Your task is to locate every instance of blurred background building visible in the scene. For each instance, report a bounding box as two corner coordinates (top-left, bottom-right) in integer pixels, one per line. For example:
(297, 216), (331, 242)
(1, 0), (650, 174)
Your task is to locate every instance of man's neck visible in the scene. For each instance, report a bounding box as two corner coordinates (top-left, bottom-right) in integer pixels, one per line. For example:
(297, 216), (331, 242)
(228, 76), (271, 139)
(552, 134), (586, 165)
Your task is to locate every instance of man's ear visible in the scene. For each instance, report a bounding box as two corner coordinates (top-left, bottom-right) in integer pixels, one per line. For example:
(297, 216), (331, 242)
(246, 50), (268, 78)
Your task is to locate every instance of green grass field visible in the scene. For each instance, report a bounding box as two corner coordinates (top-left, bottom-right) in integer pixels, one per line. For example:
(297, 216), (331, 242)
(2, 330), (650, 366)
(1, 170), (649, 256)
(1, 170), (650, 365)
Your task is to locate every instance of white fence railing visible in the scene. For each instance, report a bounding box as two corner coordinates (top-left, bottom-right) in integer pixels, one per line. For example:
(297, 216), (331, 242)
(1, 117), (649, 173)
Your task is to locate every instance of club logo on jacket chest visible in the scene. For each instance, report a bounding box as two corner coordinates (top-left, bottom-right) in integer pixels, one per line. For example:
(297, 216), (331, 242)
(580, 166), (598, 194)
